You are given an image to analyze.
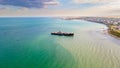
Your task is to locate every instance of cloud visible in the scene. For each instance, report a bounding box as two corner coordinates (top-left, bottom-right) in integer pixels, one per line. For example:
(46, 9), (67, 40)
(43, 1), (59, 8)
(43, 1), (59, 5)
(80, 1), (120, 16)
(73, 0), (117, 4)
(0, 7), (120, 17)
(0, 0), (59, 8)
(0, 0), (120, 17)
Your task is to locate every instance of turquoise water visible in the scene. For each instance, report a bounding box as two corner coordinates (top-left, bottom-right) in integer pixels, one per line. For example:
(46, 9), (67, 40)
(0, 17), (120, 68)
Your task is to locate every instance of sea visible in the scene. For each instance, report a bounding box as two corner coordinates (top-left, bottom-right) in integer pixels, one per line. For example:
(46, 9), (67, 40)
(0, 17), (120, 68)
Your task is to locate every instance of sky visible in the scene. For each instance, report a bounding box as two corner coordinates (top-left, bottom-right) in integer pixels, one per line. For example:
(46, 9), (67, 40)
(0, 0), (120, 17)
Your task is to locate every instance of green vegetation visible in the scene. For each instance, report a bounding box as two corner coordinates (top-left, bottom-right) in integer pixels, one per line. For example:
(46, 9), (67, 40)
(108, 25), (120, 37)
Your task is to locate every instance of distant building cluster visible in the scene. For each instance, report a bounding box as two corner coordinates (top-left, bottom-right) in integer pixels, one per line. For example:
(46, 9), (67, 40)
(112, 25), (120, 30)
(78, 17), (120, 30)
(77, 17), (120, 25)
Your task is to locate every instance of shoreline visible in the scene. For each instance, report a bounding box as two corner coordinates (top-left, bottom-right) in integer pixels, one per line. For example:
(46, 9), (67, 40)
(87, 21), (120, 39)
(62, 17), (120, 39)
(108, 29), (120, 40)
(90, 21), (120, 39)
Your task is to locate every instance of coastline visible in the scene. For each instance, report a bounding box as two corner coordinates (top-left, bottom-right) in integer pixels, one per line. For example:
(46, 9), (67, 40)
(108, 29), (120, 40)
(87, 21), (120, 39)
(62, 17), (120, 39)
(89, 21), (120, 39)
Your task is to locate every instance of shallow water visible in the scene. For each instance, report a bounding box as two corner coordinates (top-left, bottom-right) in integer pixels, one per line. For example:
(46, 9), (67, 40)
(0, 18), (120, 68)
